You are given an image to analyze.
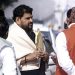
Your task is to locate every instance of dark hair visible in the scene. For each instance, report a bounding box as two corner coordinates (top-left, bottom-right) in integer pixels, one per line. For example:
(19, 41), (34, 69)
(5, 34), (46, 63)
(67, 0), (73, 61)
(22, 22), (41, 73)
(0, 9), (9, 39)
(67, 7), (75, 24)
(0, 9), (4, 17)
(67, 8), (72, 18)
(13, 4), (33, 21)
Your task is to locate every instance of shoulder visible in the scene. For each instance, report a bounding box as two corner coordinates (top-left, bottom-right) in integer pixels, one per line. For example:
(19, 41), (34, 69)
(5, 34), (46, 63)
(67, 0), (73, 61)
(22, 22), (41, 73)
(0, 38), (12, 50)
(9, 22), (17, 31)
(56, 32), (65, 39)
(0, 38), (15, 57)
(56, 32), (66, 42)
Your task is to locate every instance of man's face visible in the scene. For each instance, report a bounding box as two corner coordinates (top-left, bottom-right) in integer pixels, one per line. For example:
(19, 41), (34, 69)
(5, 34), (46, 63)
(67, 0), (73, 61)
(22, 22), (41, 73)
(18, 13), (33, 32)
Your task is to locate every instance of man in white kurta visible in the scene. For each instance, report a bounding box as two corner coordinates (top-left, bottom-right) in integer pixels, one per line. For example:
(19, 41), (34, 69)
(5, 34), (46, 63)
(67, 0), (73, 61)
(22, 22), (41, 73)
(7, 22), (40, 70)
(7, 4), (48, 75)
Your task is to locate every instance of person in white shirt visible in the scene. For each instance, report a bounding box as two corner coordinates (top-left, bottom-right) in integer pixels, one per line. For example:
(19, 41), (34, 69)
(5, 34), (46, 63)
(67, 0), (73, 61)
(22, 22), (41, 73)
(0, 9), (20, 75)
(55, 7), (75, 75)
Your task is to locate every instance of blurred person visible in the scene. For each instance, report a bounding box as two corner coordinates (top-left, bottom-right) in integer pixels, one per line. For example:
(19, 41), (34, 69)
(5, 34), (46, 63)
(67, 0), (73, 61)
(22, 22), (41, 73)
(57, 26), (63, 32)
(0, 9), (9, 39)
(7, 4), (48, 75)
(55, 7), (75, 75)
(0, 9), (20, 75)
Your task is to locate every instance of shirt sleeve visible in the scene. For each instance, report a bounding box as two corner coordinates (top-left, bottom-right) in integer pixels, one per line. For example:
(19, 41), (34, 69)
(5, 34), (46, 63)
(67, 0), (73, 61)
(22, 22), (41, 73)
(56, 32), (75, 75)
(1, 46), (17, 75)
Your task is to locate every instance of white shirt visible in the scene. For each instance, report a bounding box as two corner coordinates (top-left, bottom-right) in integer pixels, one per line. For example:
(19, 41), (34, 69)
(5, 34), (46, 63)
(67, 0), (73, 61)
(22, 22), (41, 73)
(56, 32), (75, 75)
(0, 46), (17, 75)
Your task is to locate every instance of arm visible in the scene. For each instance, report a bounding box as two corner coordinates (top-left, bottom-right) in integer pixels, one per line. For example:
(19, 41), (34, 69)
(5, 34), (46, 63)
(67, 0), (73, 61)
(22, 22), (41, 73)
(1, 47), (17, 75)
(17, 50), (45, 66)
(56, 32), (75, 75)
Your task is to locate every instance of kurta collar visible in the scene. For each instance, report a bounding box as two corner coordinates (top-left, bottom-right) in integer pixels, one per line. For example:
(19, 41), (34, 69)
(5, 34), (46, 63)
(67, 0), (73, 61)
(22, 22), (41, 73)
(68, 23), (75, 28)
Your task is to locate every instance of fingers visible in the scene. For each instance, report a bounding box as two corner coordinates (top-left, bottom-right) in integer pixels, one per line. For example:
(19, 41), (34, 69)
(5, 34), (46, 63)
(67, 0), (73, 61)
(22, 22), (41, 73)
(34, 50), (44, 58)
(37, 51), (48, 58)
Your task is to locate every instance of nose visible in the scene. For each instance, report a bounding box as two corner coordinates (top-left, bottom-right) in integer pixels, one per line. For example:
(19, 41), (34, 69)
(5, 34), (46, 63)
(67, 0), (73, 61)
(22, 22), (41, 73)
(30, 18), (33, 22)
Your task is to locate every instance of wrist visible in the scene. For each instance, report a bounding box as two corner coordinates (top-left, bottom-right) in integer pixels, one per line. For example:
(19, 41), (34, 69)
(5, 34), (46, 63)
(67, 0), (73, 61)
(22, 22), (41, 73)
(20, 56), (27, 65)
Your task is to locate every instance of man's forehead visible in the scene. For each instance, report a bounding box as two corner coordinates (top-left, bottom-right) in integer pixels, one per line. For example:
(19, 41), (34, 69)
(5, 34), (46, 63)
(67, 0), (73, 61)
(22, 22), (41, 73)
(23, 13), (32, 16)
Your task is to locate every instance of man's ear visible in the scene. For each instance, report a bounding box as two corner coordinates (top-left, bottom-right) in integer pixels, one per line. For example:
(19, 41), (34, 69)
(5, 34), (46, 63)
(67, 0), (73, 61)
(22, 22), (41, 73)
(16, 17), (21, 25)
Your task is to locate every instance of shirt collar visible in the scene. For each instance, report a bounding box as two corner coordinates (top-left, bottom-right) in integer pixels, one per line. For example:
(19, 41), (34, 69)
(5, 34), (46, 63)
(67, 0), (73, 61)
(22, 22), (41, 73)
(68, 23), (75, 28)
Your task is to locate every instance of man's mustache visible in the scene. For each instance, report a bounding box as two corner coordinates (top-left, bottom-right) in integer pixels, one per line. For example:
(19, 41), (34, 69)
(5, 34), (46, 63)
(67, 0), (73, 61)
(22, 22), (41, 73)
(29, 22), (33, 25)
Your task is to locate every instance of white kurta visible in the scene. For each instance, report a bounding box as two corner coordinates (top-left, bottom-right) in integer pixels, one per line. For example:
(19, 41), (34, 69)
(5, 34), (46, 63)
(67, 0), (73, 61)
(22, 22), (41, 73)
(0, 38), (18, 75)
